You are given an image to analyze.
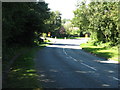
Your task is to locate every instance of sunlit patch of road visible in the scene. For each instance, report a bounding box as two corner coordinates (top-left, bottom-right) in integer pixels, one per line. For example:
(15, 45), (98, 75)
(47, 37), (90, 45)
(47, 44), (82, 49)
(97, 60), (119, 64)
(47, 38), (89, 49)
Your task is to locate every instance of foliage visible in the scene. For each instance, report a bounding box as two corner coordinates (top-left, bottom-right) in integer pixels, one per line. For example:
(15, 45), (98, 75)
(72, 1), (119, 46)
(62, 19), (70, 25)
(45, 11), (62, 36)
(80, 41), (119, 61)
(62, 20), (80, 36)
(5, 47), (42, 88)
(2, 2), (50, 47)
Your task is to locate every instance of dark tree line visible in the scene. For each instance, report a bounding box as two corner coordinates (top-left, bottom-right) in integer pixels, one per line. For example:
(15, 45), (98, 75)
(2, 2), (62, 48)
(2, 2), (51, 47)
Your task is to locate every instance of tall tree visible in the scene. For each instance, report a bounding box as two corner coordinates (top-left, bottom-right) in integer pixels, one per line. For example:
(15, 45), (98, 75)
(2, 2), (51, 47)
(72, 1), (89, 35)
(72, 1), (119, 46)
(45, 11), (62, 36)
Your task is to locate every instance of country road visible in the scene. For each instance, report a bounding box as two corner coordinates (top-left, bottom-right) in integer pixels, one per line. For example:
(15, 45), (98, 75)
(34, 38), (119, 88)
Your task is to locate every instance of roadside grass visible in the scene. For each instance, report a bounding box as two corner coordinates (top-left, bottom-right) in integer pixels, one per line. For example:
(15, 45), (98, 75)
(80, 41), (119, 62)
(6, 47), (41, 88)
(3, 46), (26, 71)
(4, 41), (50, 88)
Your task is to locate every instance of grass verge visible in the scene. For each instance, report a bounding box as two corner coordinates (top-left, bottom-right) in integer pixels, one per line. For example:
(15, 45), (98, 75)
(80, 41), (119, 62)
(5, 42), (49, 88)
(6, 47), (41, 88)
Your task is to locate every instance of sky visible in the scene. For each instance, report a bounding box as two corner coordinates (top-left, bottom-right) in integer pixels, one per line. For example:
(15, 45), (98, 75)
(44, 0), (78, 20)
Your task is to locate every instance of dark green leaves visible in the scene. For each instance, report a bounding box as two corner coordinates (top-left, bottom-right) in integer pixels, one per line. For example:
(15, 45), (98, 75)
(2, 2), (51, 46)
(72, 1), (119, 46)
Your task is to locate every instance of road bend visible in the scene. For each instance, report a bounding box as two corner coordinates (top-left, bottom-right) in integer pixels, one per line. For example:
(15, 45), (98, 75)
(34, 38), (119, 88)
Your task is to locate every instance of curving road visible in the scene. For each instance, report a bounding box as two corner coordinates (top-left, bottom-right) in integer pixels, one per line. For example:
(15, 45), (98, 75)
(34, 38), (119, 88)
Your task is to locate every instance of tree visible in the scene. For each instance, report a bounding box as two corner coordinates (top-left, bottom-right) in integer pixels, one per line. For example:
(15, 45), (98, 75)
(87, 2), (119, 45)
(2, 2), (51, 47)
(45, 11), (62, 37)
(72, 1), (119, 46)
(72, 1), (90, 36)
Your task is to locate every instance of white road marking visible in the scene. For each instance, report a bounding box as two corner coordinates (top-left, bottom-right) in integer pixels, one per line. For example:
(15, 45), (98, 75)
(63, 48), (77, 61)
(63, 48), (97, 71)
(69, 56), (77, 61)
(63, 48), (68, 56)
(81, 63), (97, 71)
(112, 77), (120, 81)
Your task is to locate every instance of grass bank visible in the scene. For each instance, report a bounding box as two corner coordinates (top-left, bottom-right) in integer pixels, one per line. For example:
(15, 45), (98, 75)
(80, 40), (119, 62)
(4, 42), (49, 88)
(6, 47), (40, 88)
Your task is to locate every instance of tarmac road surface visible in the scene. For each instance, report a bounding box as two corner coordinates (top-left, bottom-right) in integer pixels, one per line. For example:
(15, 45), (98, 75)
(34, 38), (119, 88)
